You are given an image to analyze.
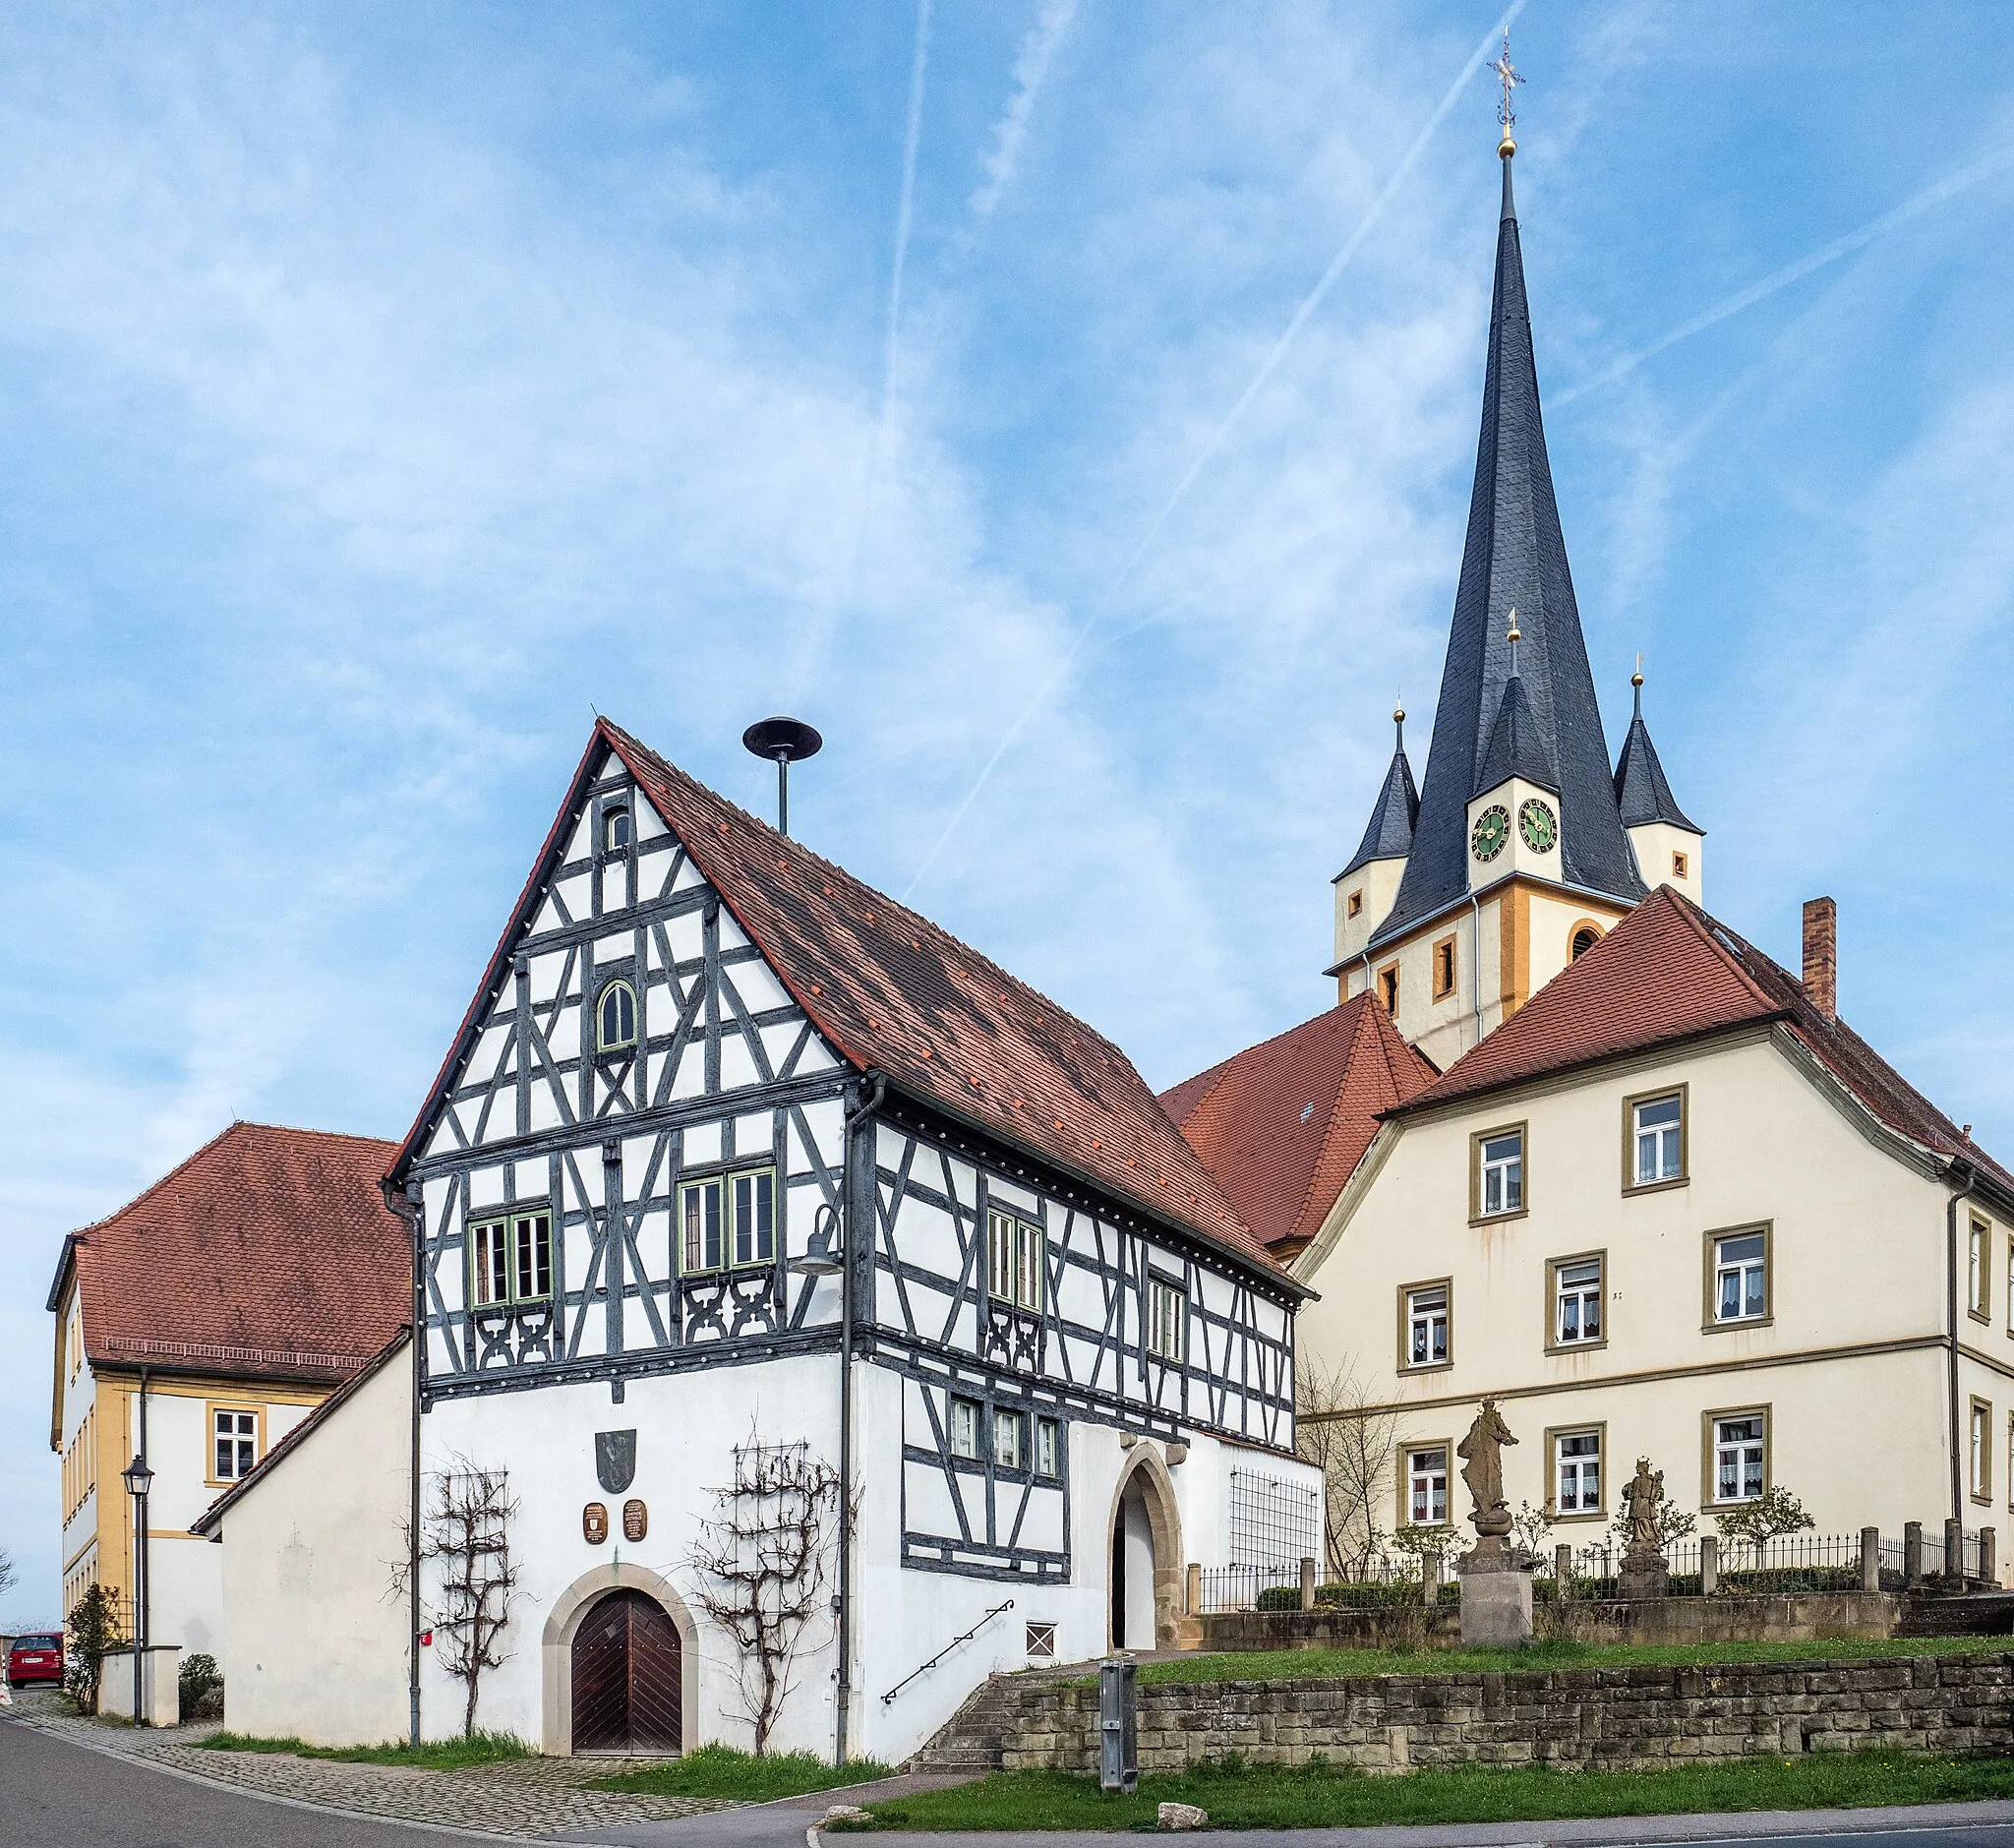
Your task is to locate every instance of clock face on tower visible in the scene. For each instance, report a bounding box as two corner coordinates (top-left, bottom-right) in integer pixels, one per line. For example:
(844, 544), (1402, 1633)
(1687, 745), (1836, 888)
(1518, 798), (1559, 854)
(1470, 804), (1510, 863)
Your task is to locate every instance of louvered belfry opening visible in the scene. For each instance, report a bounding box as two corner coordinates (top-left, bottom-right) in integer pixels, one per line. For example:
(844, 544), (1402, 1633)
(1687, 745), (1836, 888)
(570, 1588), (681, 1754)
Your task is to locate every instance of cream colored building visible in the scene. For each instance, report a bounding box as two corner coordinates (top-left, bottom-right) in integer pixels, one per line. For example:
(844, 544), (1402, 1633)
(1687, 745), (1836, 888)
(1295, 887), (2014, 1556)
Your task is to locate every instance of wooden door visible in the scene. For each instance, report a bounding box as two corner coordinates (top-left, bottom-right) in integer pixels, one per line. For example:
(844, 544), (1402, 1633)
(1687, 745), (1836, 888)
(570, 1589), (681, 1753)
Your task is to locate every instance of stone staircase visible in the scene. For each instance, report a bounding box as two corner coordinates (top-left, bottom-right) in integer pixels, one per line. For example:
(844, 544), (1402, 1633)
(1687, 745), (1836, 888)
(908, 1674), (1026, 1772)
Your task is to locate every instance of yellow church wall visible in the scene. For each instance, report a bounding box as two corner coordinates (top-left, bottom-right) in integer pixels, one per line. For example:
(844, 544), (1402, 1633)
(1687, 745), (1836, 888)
(1296, 1026), (1987, 1548)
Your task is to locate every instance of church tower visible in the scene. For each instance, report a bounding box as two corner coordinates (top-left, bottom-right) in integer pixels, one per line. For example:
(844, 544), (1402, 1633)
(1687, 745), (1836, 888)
(1330, 68), (1697, 1070)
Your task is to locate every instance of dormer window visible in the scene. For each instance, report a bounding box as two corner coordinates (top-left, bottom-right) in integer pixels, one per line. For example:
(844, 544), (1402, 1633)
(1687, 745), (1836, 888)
(597, 979), (637, 1051)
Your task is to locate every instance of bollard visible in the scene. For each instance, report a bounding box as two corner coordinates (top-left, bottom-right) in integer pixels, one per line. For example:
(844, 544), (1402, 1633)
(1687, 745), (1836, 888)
(1098, 1659), (1138, 1794)
(1299, 1555), (1316, 1612)
(1700, 1533), (1718, 1597)
(1905, 1520), (1924, 1585)
(1422, 1550), (1441, 1608)
(1946, 1518), (1964, 1583)
(1185, 1562), (1201, 1615)
(1554, 1542), (1571, 1589)
(1984, 1527), (1999, 1588)
(1860, 1526), (1880, 1594)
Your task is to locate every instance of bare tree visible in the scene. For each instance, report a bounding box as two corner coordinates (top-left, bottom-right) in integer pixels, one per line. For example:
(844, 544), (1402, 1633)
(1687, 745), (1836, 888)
(687, 1435), (842, 1756)
(393, 1461), (520, 1737)
(1296, 1360), (1398, 1581)
(0, 1545), (15, 1601)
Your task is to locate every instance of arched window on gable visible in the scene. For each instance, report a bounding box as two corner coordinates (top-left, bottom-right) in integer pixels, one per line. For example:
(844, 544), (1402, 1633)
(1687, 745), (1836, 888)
(603, 806), (632, 853)
(597, 979), (637, 1052)
(1570, 924), (1602, 962)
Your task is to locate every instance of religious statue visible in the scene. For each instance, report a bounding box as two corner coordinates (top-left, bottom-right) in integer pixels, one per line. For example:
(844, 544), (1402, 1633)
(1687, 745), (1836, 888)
(1624, 1458), (1666, 1556)
(1456, 1399), (1517, 1541)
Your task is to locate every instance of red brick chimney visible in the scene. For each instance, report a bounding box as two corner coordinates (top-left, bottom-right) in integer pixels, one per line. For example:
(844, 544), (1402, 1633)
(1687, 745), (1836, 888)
(1802, 897), (1837, 1020)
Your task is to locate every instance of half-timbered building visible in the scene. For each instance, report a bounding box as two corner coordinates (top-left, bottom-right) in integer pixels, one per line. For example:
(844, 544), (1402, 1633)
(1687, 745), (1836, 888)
(389, 719), (1318, 1762)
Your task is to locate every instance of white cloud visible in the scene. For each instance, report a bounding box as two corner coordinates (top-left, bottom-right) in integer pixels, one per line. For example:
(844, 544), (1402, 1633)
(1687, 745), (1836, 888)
(970, 0), (1078, 220)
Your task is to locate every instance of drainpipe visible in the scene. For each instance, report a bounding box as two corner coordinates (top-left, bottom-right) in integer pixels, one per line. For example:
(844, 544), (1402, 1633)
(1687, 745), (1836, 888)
(1947, 1160), (1979, 1534)
(836, 1068), (888, 1767)
(138, 1365), (149, 1717)
(384, 1176), (426, 1749)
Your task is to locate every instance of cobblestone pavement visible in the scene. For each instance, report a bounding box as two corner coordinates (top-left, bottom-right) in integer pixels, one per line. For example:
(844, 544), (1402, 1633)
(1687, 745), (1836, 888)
(6, 1689), (735, 1841)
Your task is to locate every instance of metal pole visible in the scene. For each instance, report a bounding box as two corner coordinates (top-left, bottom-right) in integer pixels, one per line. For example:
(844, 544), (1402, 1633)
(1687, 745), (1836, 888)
(777, 756), (790, 837)
(835, 1071), (887, 1765)
(138, 1370), (149, 1727)
(131, 1484), (143, 1726)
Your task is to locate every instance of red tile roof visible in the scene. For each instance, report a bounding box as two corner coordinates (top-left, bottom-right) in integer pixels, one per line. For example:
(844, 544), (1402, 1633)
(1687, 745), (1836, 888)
(1160, 994), (1438, 1255)
(48, 1121), (409, 1385)
(1396, 887), (2013, 1192)
(395, 721), (1287, 1283)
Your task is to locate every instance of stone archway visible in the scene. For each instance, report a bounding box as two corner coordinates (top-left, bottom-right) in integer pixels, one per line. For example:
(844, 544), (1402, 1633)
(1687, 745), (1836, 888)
(1105, 1446), (1184, 1652)
(541, 1564), (699, 1756)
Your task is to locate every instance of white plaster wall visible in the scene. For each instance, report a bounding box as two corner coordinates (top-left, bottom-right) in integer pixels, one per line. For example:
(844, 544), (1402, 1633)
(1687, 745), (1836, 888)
(1333, 859), (1403, 968)
(214, 1357), (411, 1746)
(420, 1358), (1319, 1764)
(1628, 822), (1704, 906)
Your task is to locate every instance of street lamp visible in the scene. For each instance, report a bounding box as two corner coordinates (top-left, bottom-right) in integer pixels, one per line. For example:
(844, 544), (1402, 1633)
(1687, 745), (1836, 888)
(121, 1453), (153, 1725)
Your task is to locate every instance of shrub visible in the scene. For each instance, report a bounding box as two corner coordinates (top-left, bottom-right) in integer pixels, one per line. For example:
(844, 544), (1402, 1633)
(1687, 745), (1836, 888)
(65, 1585), (123, 1715)
(179, 1651), (223, 1720)
(1256, 1585), (1302, 1611)
(1713, 1486), (1814, 1550)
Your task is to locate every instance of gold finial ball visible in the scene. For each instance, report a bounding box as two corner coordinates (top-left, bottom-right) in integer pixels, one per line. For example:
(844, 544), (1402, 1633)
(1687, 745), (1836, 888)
(1507, 625), (1521, 645)
(1631, 670), (1644, 687)
(1392, 704), (1405, 724)
(1499, 132), (1516, 159)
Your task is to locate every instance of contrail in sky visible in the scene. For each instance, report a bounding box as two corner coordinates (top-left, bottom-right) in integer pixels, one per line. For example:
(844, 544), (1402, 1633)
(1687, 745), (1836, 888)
(900, 4), (1525, 899)
(1554, 141), (2014, 407)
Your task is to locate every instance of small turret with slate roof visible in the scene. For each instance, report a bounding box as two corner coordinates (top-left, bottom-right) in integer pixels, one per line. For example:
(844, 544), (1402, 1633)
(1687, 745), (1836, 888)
(1333, 708), (1419, 969)
(1328, 55), (1693, 1070)
(1614, 666), (1704, 904)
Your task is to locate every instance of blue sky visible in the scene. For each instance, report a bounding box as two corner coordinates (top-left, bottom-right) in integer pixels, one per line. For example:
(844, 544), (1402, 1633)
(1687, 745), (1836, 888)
(4, 1), (2012, 1626)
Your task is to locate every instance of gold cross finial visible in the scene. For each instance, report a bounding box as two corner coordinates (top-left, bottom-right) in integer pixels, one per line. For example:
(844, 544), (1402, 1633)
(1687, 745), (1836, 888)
(1491, 31), (1522, 157)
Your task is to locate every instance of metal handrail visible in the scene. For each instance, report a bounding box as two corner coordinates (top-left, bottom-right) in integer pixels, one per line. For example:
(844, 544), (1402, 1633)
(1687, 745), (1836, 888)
(880, 1599), (1014, 1705)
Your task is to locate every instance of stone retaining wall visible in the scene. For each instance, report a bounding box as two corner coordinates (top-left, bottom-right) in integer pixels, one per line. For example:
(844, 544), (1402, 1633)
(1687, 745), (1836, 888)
(982, 1651), (2014, 1772)
(1191, 1591), (1902, 1654)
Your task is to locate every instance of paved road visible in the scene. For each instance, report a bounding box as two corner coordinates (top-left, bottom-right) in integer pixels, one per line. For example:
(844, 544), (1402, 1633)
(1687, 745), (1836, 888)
(0, 1714), (527, 1848)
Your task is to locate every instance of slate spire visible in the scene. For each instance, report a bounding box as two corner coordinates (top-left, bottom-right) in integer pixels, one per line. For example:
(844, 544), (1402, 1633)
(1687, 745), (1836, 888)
(1338, 708), (1419, 879)
(1371, 135), (1643, 946)
(1614, 668), (1699, 830)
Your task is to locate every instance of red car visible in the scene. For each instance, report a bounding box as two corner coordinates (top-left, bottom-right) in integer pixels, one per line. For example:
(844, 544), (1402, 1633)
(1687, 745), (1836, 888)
(6, 1634), (65, 1687)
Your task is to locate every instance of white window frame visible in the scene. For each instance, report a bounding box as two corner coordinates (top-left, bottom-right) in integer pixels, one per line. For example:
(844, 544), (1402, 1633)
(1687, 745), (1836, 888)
(993, 1407), (1025, 1471)
(1036, 1416), (1060, 1478)
(1712, 1230), (1768, 1324)
(1478, 1130), (1523, 1218)
(1712, 1413), (1767, 1505)
(512, 1210), (554, 1301)
(1148, 1276), (1186, 1363)
(1404, 1282), (1450, 1368)
(1554, 1428), (1601, 1515)
(1972, 1401), (1992, 1501)
(603, 806), (631, 853)
(949, 1397), (978, 1461)
(1632, 1093), (1683, 1186)
(1971, 1218), (1990, 1321)
(213, 1408), (258, 1482)
(1553, 1256), (1603, 1346)
(1406, 1446), (1448, 1524)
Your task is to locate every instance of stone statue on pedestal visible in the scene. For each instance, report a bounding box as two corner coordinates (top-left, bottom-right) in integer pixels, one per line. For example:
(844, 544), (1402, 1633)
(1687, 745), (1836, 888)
(1453, 1399), (1531, 1645)
(1618, 1457), (1671, 1600)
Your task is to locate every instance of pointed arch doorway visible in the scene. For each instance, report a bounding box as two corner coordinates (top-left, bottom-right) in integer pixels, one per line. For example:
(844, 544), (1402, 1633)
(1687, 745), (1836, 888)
(542, 1564), (698, 1756)
(1107, 1449), (1183, 1652)
(570, 1588), (681, 1752)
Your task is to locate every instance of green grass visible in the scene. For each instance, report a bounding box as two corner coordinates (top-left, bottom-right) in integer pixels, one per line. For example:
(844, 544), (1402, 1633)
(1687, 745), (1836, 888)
(591, 1743), (897, 1801)
(196, 1729), (533, 1769)
(848, 1752), (2014, 1831)
(1122, 1634), (2014, 1685)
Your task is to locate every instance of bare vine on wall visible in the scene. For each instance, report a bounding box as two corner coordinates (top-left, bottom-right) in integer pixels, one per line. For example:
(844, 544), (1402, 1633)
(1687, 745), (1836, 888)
(392, 1461), (520, 1737)
(687, 1434), (842, 1756)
